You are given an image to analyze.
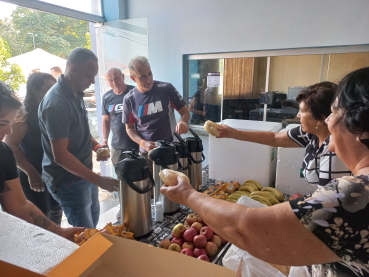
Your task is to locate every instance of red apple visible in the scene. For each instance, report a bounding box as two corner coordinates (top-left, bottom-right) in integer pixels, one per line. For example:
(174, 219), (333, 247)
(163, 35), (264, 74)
(186, 213), (198, 226)
(289, 193), (303, 201)
(220, 236), (228, 244)
(191, 222), (203, 234)
(200, 226), (214, 240)
(182, 241), (194, 251)
(171, 237), (183, 247)
(184, 224), (191, 230)
(184, 220), (189, 226)
(205, 241), (218, 257)
(158, 239), (171, 249)
(180, 248), (193, 257)
(193, 247), (207, 258)
(172, 223), (186, 238)
(193, 234), (207, 248)
(183, 227), (197, 242)
(168, 243), (181, 252)
(211, 235), (221, 248)
(198, 254), (210, 262)
(171, 231), (176, 238)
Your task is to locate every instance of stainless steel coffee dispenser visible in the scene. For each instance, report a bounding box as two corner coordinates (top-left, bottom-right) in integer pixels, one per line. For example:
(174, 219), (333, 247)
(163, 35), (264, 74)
(185, 128), (205, 190)
(149, 139), (182, 213)
(115, 150), (155, 237)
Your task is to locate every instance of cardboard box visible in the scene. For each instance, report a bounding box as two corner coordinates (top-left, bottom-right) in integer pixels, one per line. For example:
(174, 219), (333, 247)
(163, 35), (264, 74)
(46, 233), (236, 277)
(0, 211), (78, 275)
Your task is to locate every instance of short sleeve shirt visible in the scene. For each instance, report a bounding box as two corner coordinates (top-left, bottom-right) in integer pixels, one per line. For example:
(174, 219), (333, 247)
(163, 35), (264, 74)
(287, 126), (351, 187)
(38, 75), (92, 185)
(102, 85), (138, 150)
(0, 142), (18, 194)
(122, 81), (186, 153)
(290, 175), (369, 277)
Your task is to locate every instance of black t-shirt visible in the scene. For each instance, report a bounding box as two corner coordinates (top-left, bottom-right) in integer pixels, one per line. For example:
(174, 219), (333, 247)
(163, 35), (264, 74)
(0, 141), (18, 194)
(287, 126), (351, 187)
(102, 85), (138, 150)
(290, 175), (369, 276)
(19, 109), (43, 173)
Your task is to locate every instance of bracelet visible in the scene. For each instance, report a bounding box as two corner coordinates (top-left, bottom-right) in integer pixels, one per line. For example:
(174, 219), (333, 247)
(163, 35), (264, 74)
(140, 140), (145, 147)
(93, 144), (101, 152)
(52, 224), (59, 233)
(102, 139), (108, 142)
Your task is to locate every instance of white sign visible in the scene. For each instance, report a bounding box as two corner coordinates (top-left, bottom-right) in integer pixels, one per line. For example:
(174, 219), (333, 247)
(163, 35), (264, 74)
(207, 72), (220, 88)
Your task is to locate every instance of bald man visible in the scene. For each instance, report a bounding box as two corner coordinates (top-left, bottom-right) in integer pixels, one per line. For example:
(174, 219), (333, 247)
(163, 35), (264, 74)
(102, 68), (138, 166)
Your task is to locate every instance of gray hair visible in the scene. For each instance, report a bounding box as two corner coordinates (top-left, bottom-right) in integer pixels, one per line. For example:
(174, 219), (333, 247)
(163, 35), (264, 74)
(65, 48), (98, 74)
(128, 56), (149, 75)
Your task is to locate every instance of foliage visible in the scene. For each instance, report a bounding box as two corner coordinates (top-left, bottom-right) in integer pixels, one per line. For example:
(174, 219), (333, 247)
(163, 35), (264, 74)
(0, 37), (26, 91)
(0, 6), (90, 58)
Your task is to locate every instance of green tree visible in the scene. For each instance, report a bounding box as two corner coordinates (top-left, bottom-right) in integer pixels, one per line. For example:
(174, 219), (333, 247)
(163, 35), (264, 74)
(1, 6), (90, 59)
(0, 37), (26, 90)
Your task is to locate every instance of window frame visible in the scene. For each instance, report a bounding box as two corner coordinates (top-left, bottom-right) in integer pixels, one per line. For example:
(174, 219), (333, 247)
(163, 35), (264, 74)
(184, 44), (369, 131)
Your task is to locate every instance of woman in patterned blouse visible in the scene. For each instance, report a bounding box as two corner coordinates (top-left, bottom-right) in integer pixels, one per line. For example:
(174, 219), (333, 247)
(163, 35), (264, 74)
(161, 67), (369, 276)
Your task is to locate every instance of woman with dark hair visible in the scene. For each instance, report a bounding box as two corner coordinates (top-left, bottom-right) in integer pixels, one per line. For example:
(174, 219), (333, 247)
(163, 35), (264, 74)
(0, 80), (82, 238)
(217, 81), (350, 187)
(161, 67), (369, 276)
(5, 73), (63, 224)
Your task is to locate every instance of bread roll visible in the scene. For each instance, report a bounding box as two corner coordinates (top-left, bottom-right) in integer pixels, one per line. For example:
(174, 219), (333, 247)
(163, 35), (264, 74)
(159, 169), (190, 186)
(204, 120), (220, 137)
(96, 147), (110, 158)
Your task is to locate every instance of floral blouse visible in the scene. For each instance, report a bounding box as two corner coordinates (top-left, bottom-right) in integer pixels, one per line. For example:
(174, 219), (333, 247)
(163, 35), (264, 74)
(290, 175), (369, 277)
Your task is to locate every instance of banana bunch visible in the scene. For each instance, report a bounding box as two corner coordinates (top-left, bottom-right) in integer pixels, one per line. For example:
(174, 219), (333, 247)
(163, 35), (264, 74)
(225, 180), (285, 206)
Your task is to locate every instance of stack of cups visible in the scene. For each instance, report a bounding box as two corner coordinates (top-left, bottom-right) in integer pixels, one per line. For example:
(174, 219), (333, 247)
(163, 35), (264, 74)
(155, 201), (164, 221)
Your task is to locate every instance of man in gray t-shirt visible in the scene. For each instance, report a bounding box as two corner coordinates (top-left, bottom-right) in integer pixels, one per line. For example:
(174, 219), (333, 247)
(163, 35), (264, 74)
(39, 48), (119, 229)
(123, 56), (190, 174)
(102, 68), (138, 166)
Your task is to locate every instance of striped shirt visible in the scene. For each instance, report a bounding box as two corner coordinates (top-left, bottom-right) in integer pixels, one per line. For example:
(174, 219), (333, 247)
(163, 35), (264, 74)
(287, 126), (351, 187)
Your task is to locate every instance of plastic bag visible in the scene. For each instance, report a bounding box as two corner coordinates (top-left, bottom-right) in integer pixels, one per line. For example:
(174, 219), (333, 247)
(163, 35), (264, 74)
(288, 266), (310, 277)
(223, 244), (286, 277)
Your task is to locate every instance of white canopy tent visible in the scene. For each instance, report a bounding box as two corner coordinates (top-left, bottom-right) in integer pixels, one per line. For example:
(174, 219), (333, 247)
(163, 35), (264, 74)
(7, 48), (67, 97)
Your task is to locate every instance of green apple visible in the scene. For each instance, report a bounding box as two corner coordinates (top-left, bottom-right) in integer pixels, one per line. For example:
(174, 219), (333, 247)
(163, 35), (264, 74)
(172, 223), (186, 238)
(168, 243), (181, 252)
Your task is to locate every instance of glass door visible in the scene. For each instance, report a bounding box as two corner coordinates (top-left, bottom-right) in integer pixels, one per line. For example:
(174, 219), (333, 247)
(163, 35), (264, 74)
(94, 18), (148, 178)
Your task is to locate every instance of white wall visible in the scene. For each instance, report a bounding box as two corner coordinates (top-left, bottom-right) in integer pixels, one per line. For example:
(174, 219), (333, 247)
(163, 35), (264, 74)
(126, 0), (369, 92)
(125, 0), (369, 167)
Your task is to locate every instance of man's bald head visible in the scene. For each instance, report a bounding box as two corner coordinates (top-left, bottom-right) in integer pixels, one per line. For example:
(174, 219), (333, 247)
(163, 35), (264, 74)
(106, 68), (126, 94)
(106, 68), (122, 77)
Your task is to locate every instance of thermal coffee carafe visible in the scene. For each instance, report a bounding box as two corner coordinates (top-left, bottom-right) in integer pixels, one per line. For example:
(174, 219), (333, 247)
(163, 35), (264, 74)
(185, 128), (205, 190)
(148, 139), (182, 213)
(115, 150), (155, 238)
(173, 132), (191, 178)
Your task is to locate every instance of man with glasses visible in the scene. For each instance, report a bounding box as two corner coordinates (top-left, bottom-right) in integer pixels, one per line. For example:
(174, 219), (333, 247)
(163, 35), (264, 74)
(122, 56), (190, 174)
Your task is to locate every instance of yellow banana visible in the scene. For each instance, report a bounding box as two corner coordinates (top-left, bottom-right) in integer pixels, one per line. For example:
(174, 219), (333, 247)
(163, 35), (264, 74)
(226, 198), (238, 203)
(227, 195), (241, 200)
(241, 182), (259, 191)
(261, 187), (284, 202)
(239, 186), (258, 193)
(244, 180), (263, 190)
(250, 191), (279, 205)
(251, 195), (272, 206)
(233, 191), (251, 196)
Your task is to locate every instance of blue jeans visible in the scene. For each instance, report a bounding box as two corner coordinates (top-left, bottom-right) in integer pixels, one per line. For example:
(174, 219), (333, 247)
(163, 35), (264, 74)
(46, 179), (100, 229)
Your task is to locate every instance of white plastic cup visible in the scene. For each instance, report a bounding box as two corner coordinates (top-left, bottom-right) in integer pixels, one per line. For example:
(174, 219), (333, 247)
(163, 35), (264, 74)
(155, 201), (164, 221)
(202, 171), (207, 188)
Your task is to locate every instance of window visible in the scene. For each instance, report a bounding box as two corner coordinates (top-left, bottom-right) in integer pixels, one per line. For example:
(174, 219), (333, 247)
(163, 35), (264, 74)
(185, 45), (369, 128)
